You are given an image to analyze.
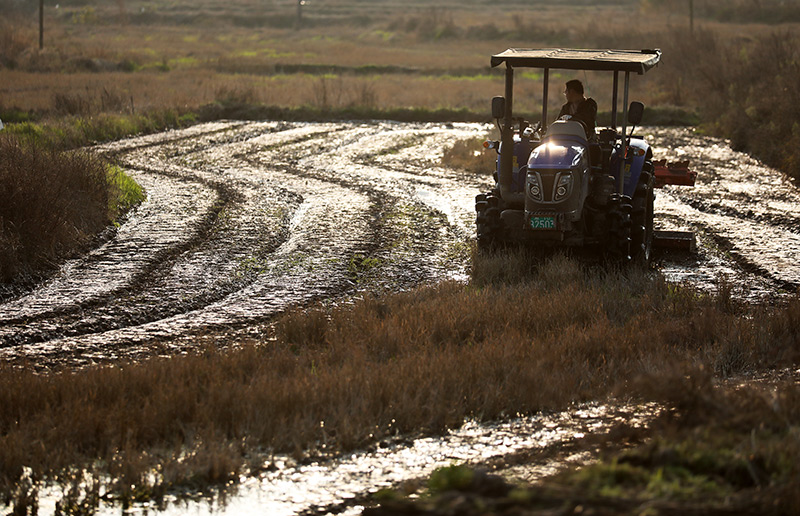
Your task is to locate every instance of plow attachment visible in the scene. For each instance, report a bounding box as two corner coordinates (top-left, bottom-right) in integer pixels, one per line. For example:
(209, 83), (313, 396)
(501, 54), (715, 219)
(653, 159), (696, 188)
(654, 230), (696, 253)
(652, 160), (697, 252)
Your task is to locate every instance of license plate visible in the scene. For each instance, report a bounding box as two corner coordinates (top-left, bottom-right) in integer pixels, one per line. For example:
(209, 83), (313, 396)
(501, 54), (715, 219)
(530, 215), (555, 230)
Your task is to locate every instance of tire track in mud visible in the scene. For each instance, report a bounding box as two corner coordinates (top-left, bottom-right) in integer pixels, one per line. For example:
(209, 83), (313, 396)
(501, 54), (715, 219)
(0, 121), (488, 367)
(3, 123), (799, 366)
(646, 127), (800, 298)
(0, 129), (293, 345)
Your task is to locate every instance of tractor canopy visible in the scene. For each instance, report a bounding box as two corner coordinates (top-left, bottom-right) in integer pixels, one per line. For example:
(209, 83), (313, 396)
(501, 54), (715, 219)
(490, 48), (661, 73)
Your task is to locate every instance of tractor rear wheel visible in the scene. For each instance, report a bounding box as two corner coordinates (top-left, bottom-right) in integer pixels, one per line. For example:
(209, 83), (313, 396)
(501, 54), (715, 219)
(631, 166), (655, 264)
(606, 194), (632, 263)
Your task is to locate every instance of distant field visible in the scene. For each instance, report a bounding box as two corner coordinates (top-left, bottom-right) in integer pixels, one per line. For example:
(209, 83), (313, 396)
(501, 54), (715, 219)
(2, 1), (800, 169)
(0, 1), (637, 117)
(0, 0), (774, 122)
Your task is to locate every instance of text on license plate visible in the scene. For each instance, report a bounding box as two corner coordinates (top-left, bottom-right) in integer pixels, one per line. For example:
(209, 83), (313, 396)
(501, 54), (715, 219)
(530, 216), (555, 230)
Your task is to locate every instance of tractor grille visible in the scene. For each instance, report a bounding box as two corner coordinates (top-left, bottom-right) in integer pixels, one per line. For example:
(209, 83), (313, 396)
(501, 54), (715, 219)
(537, 171), (557, 202)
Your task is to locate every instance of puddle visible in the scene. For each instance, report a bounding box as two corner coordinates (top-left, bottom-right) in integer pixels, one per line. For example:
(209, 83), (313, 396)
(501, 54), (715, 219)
(8, 401), (657, 516)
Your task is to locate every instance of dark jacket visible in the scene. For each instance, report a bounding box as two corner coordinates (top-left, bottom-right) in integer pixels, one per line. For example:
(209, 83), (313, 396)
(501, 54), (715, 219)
(557, 98), (597, 136)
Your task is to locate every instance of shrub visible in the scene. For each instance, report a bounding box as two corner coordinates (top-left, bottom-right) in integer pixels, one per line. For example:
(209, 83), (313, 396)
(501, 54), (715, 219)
(0, 14), (31, 69)
(693, 31), (800, 179)
(0, 135), (111, 281)
(440, 136), (497, 175)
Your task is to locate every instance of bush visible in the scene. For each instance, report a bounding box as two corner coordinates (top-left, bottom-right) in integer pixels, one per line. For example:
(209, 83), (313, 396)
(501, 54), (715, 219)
(0, 14), (32, 69)
(440, 137), (497, 175)
(0, 135), (110, 281)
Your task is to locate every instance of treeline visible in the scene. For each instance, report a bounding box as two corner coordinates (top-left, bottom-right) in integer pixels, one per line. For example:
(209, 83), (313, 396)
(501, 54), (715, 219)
(642, 0), (800, 24)
(679, 30), (800, 180)
(591, 23), (800, 181)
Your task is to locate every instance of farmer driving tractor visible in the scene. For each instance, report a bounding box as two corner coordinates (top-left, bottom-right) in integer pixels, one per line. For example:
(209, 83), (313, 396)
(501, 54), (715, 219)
(557, 79), (597, 138)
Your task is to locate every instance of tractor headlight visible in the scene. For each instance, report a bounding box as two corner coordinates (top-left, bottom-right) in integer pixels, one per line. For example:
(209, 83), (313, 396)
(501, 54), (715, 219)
(528, 176), (543, 201)
(554, 173), (573, 201)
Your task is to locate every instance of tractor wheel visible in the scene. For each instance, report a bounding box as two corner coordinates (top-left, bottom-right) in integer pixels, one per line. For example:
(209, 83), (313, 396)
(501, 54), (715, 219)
(631, 166), (655, 264)
(606, 195), (632, 263)
(476, 191), (503, 251)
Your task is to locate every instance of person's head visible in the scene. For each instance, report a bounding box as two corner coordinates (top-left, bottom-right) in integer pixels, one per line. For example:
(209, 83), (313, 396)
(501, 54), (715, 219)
(564, 79), (585, 104)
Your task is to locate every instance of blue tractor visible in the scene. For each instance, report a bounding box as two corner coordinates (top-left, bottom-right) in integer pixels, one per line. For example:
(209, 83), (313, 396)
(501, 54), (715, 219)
(476, 48), (690, 262)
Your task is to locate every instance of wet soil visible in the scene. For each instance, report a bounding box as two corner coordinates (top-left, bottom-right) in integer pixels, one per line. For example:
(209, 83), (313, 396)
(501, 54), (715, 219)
(2, 123), (797, 368)
(20, 401), (658, 516)
(2, 121), (799, 514)
(647, 127), (800, 299)
(0, 121), (484, 368)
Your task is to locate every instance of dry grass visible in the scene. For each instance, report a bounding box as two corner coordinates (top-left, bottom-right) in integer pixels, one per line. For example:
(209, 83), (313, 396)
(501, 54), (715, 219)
(0, 134), (110, 281)
(440, 136), (498, 175)
(2, 251), (800, 504)
(1, 69), (506, 116)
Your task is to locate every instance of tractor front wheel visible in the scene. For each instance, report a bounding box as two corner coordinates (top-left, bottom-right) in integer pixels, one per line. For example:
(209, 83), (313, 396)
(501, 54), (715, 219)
(476, 191), (504, 251)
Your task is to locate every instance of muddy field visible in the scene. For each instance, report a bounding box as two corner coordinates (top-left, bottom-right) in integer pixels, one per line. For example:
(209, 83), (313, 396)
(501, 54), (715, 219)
(2, 121), (800, 515)
(1, 121), (798, 369)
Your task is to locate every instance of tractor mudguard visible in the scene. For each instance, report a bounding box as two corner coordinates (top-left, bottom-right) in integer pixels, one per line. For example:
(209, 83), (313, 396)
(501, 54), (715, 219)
(610, 138), (651, 197)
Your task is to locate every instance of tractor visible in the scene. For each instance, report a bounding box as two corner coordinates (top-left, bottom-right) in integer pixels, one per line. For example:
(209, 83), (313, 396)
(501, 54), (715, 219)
(476, 48), (695, 262)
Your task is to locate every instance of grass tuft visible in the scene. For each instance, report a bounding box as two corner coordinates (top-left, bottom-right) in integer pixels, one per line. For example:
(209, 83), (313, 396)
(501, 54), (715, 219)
(440, 136), (497, 175)
(106, 164), (146, 222)
(0, 134), (108, 281)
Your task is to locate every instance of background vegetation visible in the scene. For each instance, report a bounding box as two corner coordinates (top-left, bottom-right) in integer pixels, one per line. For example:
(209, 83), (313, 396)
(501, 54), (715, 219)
(3, 0), (799, 177)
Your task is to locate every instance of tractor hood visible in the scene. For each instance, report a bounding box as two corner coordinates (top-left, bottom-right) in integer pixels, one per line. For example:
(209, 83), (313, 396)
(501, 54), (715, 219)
(528, 141), (586, 170)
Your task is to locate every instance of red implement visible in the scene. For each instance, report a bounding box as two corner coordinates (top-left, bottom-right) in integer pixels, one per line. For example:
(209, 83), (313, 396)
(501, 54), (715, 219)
(653, 159), (696, 188)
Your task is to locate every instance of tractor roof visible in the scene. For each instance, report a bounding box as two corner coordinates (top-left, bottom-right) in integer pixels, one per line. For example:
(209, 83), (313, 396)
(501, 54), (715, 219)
(491, 48), (661, 74)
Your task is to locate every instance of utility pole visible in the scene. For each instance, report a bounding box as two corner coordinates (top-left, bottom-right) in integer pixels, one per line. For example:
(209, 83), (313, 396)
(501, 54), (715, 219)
(296, 0), (305, 28)
(689, 0), (694, 34)
(39, 0), (44, 50)
(117, 0), (128, 25)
